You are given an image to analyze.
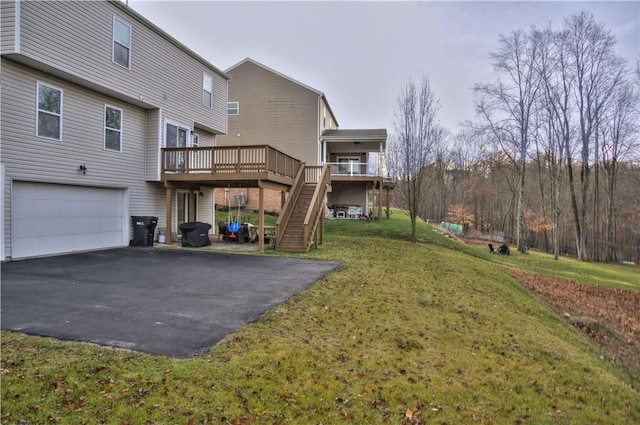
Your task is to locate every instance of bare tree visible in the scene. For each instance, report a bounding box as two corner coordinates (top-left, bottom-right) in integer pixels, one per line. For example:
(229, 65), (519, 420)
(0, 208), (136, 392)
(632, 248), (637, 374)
(598, 81), (639, 261)
(562, 11), (626, 261)
(388, 75), (444, 242)
(474, 28), (542, 252)
(534, 26), (574, 260)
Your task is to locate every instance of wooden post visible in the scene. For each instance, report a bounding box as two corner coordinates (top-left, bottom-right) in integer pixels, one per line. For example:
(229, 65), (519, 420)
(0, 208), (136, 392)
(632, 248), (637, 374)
(165, 187), (173, 244)
(319, 200), (324, 245)
(385, 185), (391, 219)
(258, 187), (265, 251)
(377, 181), (383, 220)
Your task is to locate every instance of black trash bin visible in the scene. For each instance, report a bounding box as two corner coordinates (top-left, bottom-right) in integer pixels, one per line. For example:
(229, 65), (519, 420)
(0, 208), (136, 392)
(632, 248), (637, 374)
(131, 216), (158, 247)
(179, 222), (212, 247)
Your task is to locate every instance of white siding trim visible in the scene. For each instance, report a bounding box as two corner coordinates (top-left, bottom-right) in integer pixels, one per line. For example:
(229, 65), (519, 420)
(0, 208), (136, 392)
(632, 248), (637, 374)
(156, 108), (163, 181)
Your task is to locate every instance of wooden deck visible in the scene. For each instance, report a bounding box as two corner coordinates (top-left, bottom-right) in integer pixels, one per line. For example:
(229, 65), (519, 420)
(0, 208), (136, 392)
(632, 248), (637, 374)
(161, 145), (301, 189)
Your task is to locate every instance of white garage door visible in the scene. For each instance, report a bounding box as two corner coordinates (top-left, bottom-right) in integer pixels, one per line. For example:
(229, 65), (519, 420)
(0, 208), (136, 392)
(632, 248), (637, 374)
(11, 182), (126, 259)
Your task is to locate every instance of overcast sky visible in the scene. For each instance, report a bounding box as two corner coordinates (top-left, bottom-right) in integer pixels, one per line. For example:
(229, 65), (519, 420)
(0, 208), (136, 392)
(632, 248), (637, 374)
(128, 0), (639, 135)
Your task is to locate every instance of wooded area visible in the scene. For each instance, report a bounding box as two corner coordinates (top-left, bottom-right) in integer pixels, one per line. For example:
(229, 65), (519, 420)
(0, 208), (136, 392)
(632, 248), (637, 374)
(390, 12), (639, 263)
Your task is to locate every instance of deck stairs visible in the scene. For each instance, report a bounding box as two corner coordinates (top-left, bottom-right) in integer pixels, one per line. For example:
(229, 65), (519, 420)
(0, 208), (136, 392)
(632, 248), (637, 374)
(276, 165), (330, 253)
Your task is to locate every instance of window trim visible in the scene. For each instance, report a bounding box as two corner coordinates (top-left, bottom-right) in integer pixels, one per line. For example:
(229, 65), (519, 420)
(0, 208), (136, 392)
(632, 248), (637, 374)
(35, 81), (63, 141)
(112, 16), (131, 69)
(202, 72), (212, 108)
(227, 101), (239, 115)
(104, 104), (123, 153)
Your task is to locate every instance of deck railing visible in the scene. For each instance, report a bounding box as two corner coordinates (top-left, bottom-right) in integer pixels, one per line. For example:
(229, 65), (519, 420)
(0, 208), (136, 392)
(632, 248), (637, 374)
(162, 145), (301, 179)
(326, 161), (382, 177)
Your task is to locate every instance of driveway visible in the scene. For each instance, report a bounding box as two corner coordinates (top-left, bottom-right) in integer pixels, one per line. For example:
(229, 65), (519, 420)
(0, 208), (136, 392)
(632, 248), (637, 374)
(1, 248), (339, 358)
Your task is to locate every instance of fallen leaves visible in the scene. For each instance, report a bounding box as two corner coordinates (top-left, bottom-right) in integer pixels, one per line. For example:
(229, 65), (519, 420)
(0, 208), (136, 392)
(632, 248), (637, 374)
(513, 271), (640, 379)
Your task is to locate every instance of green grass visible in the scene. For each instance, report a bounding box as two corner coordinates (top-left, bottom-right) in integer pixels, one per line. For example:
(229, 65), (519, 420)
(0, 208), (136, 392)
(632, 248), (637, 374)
(470, 237), (640, 291)
(2, 211), (639, 424)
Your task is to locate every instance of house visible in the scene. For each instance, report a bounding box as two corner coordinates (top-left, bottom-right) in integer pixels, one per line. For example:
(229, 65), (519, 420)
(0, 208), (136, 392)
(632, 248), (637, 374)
(0, 0), (229, 260)
(216, 58), (392, 221)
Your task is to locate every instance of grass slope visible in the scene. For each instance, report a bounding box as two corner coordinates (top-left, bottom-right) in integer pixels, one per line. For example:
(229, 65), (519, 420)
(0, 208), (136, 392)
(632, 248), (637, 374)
(2, 212), (639, 424)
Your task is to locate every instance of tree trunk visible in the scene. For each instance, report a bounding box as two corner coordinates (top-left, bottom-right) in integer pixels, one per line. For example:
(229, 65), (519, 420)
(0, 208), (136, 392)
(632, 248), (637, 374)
(605, 159), (618, 262)
(578, 161), (590, 261)
(567, 158), (583, 260)
(552, 162), (563, 260)
(516, 159), (526, 252)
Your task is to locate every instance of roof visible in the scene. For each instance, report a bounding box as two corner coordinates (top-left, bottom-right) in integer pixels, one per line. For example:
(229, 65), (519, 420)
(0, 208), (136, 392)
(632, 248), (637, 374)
(321, 129), (387, 140)
(225, 57), (339, 127)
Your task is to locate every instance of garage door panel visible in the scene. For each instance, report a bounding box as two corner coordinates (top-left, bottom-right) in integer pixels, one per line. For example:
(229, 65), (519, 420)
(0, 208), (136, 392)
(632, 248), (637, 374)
(12, 233), (123, 259)
(14, 198), (122, 219)
(13, 216), (124, 238)
(11, 182), (126, 259)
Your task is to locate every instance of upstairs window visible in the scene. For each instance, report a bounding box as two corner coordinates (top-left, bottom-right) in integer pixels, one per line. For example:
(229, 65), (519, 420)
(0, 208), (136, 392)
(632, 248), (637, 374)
(104, 105), (123, 152)
(227, 101), (239, 115)
(202, 72), (212, 108)
(36, 82), (62, 140)
(113, 17), (131, 69)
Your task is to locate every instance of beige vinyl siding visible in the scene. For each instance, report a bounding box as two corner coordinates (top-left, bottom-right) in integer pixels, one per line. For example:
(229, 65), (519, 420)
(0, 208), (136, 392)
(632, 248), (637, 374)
(17, 1), (227, 135)
(320, 99), (337, 132)
(197, 188), (215, 232)
(193, 131), (216, 147)
(0, 0), (17, 54)
(1, 60), (167, 257)
(218, 61), (319, 165)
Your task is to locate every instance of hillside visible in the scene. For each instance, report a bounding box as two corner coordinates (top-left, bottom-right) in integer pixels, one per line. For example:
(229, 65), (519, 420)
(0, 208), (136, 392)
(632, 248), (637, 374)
(2, 212), (639, 424)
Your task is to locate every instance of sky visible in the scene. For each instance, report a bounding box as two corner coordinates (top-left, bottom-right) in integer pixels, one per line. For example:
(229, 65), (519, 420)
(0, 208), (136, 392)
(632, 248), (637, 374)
(128, 0), (640, 135)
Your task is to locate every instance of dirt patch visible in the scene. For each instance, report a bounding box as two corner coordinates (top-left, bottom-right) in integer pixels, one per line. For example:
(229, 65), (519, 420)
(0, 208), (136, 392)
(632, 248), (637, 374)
(512, 271), (640, 384)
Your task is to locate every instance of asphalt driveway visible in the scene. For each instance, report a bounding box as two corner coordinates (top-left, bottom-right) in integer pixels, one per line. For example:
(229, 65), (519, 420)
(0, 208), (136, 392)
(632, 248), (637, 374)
(1, 248), (339, 358)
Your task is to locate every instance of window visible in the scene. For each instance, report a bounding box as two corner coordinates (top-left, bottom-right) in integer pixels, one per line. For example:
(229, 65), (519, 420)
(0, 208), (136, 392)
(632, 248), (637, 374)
(191, 133), (199, 147)
(36, 82), (62, 140)
(113, 16), (131, 69)
(104, 105), (122, 152)
(202, 72), (212, 108)
(165, 120), (190, 169)
(227, 101), (239, 115)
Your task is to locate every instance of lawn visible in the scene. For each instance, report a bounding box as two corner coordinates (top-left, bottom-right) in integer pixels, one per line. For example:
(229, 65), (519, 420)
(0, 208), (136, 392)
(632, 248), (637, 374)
(2, 211), (639, 424)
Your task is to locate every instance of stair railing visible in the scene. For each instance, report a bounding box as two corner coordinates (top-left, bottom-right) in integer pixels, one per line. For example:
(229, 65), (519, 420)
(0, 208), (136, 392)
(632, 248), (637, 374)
(276, 163), (305, 244)
(302, 165), (330, 251)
